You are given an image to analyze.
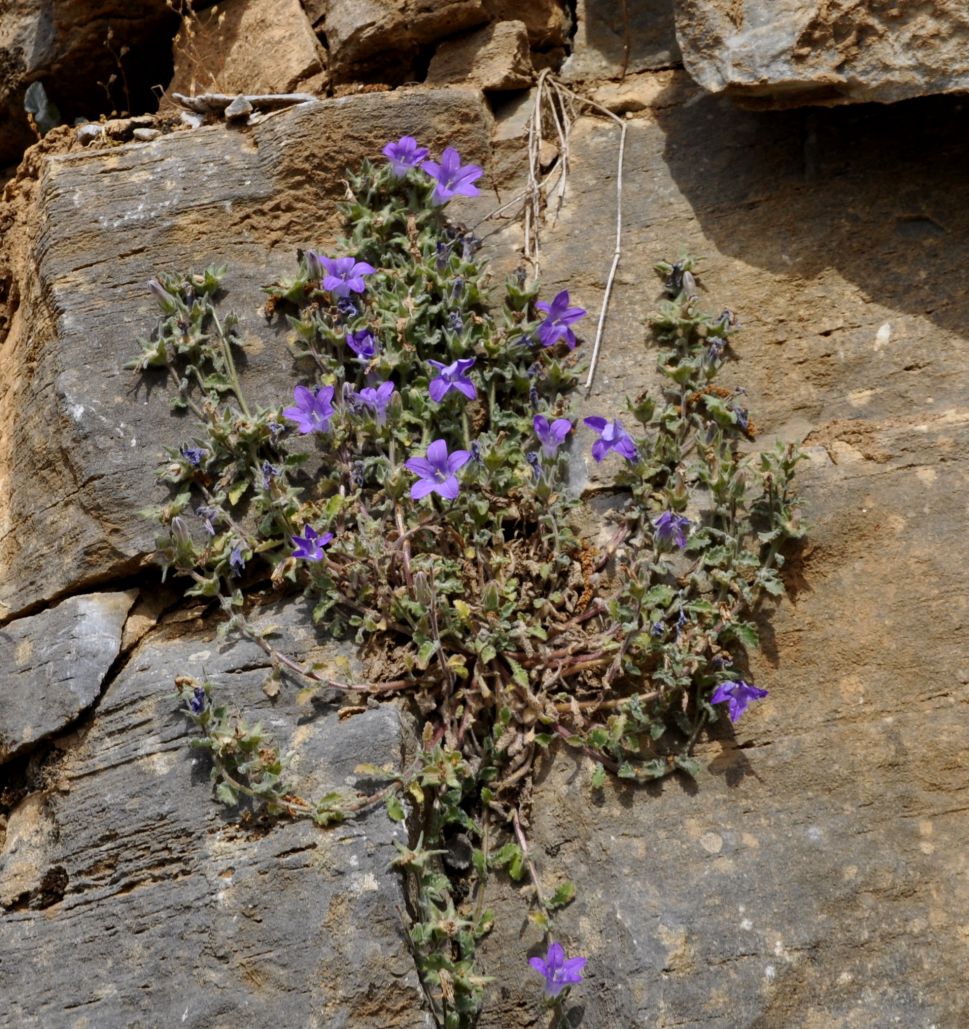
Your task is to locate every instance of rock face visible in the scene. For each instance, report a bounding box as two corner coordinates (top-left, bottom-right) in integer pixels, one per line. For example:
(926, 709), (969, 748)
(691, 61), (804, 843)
(674, 0), (969, 105)
(562, 0), (680, 81)
(427, 21), (534, 92)
(165, 0), (326, 99)
(0, 591), (136, 763)
(3, 8), (969, 1024)
(0, 87), (493, 622)
(0, 0), (179, 165)
(0, 600), (423, 1026)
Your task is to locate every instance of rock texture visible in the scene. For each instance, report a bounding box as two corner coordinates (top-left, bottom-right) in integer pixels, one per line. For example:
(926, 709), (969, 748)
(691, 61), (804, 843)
(165, 0), (326, 99)
(323, 0), (490, 84)
(427, 21), (534, 92)
(475, 74), (969, 1025)
(0, 0), (179, 165)
(674, 0), (969, 106)
(0, 591), (136, 763)
(0, 87), (493, 621)
(562, 0), (680, 81)
(0, 599), (423, 1026)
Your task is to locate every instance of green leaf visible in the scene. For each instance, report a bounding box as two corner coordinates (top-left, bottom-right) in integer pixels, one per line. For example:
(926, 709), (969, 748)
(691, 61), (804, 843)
(590, 762), (607, 789)
(214, 782), (238, 807)
(386, 793), (406, 822)
(415, 639), (439, 670)
(227, 479), (248, 506)
(727, 621), (760, 649)
(549, 881), (576, 910)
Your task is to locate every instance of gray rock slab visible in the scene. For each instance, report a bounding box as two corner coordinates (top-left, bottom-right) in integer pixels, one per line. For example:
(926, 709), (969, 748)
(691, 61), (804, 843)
(561, 0), (680, 82)
(471, 73), (969, 1023)
(0, 590), (136, 763)
(0, 87), (493, 621)
(0, 598), (424, 1028)
(674, 0), (969, 106)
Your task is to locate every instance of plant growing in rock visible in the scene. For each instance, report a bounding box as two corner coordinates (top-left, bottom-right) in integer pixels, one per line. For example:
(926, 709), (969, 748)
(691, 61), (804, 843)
(131, 140), (804, 1027)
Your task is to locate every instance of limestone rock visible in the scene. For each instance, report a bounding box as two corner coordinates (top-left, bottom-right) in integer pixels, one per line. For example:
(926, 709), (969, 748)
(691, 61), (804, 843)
(674, 0), (969, 106)
(0, 591), (136, 764)
(427, 21), (534, 92)
(483, 0), (569, 47)
(0, 87), (493, 621)
(0, 599), (423, 1025)
(324, 0), (490, 84)
(165, 0), (326, 101)
(470, 77), (969, 1026)
(0, 0), (179, 165)
(561, 0), (680, 82)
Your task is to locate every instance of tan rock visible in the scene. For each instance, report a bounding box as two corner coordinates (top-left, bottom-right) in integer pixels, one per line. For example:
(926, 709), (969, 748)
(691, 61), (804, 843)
(483, 0), (569, 46)
(165, 0), (326, 99)
(427, 21), (534, 92)
(324, 0), (489, 83)
(674, 0), (969, 105)
(561, 0), (680, 81)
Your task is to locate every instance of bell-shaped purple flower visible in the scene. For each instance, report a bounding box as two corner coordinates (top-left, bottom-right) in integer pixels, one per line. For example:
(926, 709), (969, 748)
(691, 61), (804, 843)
(533, 414), (572, 458)
(528, 940), (586, 998)
(710, 680), (769, 723)
(310, 254), (375, 298)
(428, 358), (477, 403)
(291, 525), (333, 561)
(355, 380), (396, 424)
(346, 329), (378, 361)
(382, 135), (428, 176)
(583, 416), (638, 463)
(405, 439), (470, 500)
(653, 511), (692, 549)
(536, 290), (586, 349)
(422, 147), (483, 204)
(283, 384), (335, 434)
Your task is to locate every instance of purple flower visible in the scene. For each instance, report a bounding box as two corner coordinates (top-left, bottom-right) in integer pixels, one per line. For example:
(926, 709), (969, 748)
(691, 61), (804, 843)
(196, 505), (218, 536)
(262, 460), (280, 489)
(536, 290), (586, 349)
(312, 255), (375, 298)
(583, 416), (638, 463)
(229, 543), (246, 576)
(422, 147), (483, 204)
(653, 512), (692, 549)
(346, 329), (378, 361)
(189, 686), (206, 715)
(291, 525), (333, 561)
(180, 445), (205, 466)
(533, 415), (572, 458)
(405, 439), (470, 501)
(382, 135), (429, 176)
(528, 941), (586, 998)
(355, 380), (396, 424)
(710, 680), (769, 723)
(283, 385), (334, 434)
(428, 358), (477, 403)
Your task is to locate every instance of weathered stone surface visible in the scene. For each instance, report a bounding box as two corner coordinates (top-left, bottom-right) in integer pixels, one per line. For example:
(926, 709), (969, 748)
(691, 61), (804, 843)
(0, 591), (136, 763)
(483, 0), (569, 47)
(468, 75), (969, 1024)
(0, 599), (423, 1026)
(166, 0), (326, 100)
(427, 21), (534, 92)
(674, 0), (969, 106)
(324, 0), (490, 84)
(561, 0), (680, 82)
(0, 87), (493, 620)
(0, 0), (179, 165)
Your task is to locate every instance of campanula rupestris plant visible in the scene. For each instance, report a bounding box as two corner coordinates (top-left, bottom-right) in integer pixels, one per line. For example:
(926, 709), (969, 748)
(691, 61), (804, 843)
(291, 525), (333, 561)
(405, 439), (470, 500)
(710, 680), (769, 722)
(382, 135), (428, 176)
(354, 380), (395, 423)
(346, 328), (378, 361)
(283, 384), (334, 434)
(529, 940), (587, 998)
(311, 254), (375, 297)
(583, 416), (639, 462)
(427, 357), (477, 403)
(535, 290), (586, 349)
(422, 146), (483, 204)
(653, 511), (692, 549)
(533, 414), (572, 457)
